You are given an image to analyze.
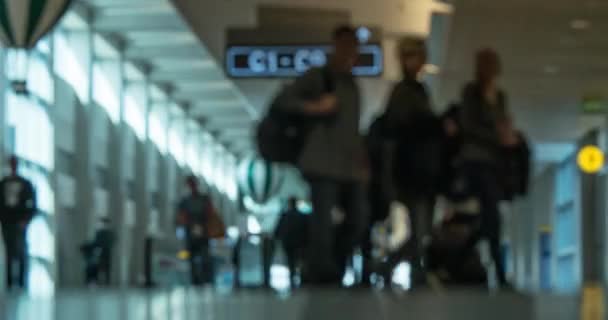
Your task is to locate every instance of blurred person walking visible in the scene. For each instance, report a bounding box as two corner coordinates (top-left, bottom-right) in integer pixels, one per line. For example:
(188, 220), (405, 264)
(0, 156), (36, 291)
(274, 197), (309, 288)
(374, 36), (445, 287)
(81, 217), (115, 286)
(176, 176), (225, 286)
(458, 48), (515, 289)
(273, 26), (369, 285)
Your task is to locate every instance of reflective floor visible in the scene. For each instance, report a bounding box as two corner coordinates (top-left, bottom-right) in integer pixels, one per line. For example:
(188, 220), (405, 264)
(0, 289), (579, 320)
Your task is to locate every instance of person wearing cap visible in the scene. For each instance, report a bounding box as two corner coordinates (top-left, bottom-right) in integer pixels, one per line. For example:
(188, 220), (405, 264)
(0, 155), (36, 290)
(377, 35), (445, 288)
(458, 48), (515, 289)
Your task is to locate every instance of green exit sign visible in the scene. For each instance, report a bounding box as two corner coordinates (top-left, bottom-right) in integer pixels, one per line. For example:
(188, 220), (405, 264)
(582, 95), (608, 114)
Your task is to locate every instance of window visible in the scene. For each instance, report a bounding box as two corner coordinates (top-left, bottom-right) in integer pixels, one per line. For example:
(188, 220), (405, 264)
(201, 133), (215, 184)
(27, 53), (53, 103)
(19, 164), (54, 215)
(54, 30), (90, 103)
(124, 86), (146, 140)
(7, 93), (54, 170)
(553, 156), (580, 292)
(92, 62), (121, 123)
(27, 215), (55, 261)
(225, 155), (238, 201)
(169, 118), (186, 166)
(214, 146), (227, 192)
(149, 105), (168, 154)
(185, 121), (201, 171)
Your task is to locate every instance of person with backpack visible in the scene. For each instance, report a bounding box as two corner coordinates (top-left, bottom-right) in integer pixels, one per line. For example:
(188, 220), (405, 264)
(374, 36), (444, 288)
(457, 48), (517, 289)
(176, 175), (224, 286)
(271, 25), (369, 285)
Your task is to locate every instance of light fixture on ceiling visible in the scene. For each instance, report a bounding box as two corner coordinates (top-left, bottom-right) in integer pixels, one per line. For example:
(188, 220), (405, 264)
(543, 65), (560, 75)
(570, 19), (591, 30)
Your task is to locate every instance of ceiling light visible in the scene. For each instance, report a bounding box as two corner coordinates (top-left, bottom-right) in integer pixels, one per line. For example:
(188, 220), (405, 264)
(543, 65), (560, 75)
(570, 19), (591, 30)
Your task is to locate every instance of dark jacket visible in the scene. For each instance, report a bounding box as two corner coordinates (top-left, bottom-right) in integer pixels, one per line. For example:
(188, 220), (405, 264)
(0, 175), (36, 224)
(274, 67), (368, 182)
(460, 82), (509, 165)
(382, 76), (444, 194)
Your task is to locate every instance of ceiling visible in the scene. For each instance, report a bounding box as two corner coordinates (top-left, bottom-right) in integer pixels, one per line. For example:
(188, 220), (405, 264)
(438, 0), (608, 145)
(67, 0), (608, 160)
(69, 0), (257, 155)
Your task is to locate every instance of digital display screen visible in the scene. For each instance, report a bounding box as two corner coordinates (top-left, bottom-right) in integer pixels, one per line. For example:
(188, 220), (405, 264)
(225, 44), (383, 78)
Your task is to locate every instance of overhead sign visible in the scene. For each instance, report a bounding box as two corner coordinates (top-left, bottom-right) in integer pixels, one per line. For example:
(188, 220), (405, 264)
(577, 145), (605, 174)
(582, 94), (608, 114)
(226, 44), (383, 78)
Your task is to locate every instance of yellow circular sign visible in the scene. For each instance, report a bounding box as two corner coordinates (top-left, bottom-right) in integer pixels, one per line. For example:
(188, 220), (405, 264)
(578, 145), (605, 174)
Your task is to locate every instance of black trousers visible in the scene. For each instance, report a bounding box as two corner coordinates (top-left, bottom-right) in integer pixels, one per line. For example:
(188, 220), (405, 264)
(305, 177), (368, 284)
(2, 223), (28, 289)
(85, 250), (111, 286)
(461, 163), (507, 285)
(188, 239), (214, 285)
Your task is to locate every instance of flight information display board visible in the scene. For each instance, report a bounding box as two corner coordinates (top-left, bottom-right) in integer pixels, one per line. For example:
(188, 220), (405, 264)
(225, 44), (383, 78)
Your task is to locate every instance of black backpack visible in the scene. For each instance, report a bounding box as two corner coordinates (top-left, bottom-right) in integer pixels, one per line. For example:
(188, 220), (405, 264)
(256, 67), (335, 164)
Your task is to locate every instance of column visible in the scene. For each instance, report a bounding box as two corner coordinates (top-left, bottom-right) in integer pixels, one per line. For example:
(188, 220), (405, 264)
(108, 54), (128, 286)
(72, 27), (95, 286)
(130, 79), (151, 286)
(579, 129), (605, 319)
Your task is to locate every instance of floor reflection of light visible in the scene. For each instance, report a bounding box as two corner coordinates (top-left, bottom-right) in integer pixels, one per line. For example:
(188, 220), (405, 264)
(392, 262), (411, 290)
(270, 264), (290, 292)
(16, 297), (54, 320)
(343, 268), (356, 287)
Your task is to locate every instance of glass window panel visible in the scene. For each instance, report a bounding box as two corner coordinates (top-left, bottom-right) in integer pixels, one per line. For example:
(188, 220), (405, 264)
(27, 215), (55, 261)
(53, 31), (89, 103)
(149, 105), (168, 154)
(19, 165), (54, 215)
(28, 258), (55, 298)
(93, 34), (119, 59)
(7, 94), (54, 170)
(225, 155), (238, 201)
(556, 255), (577, 292)
(201, 133), (214, 184)
(27, 54), (53, 103)
(93, 62), (121, 123)
(169, 119), (186, 166)
(124, 92), (146, 140)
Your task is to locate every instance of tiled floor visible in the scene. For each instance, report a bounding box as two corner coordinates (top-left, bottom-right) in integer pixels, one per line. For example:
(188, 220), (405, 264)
(0, 289), (579, 320)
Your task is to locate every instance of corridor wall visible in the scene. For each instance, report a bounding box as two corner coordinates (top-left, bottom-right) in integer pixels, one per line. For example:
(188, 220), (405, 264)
(0, 12), (241, 292)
